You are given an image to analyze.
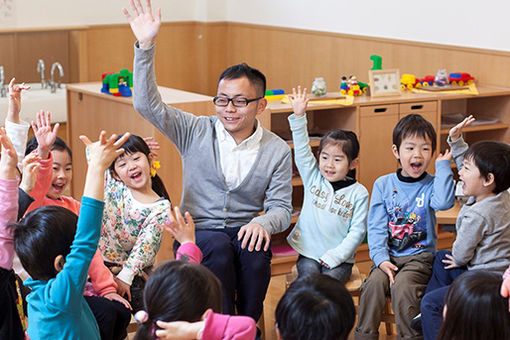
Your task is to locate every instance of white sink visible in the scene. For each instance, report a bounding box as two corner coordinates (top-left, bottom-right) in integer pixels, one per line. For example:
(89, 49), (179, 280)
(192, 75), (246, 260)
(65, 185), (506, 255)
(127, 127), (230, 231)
(0, 83), (67, 124)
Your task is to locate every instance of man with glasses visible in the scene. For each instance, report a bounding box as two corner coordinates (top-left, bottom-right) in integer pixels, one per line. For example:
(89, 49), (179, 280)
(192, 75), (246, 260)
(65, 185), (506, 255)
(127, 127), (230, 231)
(123, 0), (292, 329)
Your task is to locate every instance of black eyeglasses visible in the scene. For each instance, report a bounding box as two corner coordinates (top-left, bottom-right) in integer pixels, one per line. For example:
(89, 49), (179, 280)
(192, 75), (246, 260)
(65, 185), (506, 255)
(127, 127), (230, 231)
(213, 96), (263, 107)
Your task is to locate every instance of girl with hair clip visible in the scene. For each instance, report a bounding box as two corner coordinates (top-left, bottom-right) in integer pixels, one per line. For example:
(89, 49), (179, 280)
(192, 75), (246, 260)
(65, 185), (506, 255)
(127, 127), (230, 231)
(133, 206), (256, 340)
(437, 270), (510, 340)
(286, 86), (369, 283)
(98, 134), (171, 313)
(6, 78), (131, 340)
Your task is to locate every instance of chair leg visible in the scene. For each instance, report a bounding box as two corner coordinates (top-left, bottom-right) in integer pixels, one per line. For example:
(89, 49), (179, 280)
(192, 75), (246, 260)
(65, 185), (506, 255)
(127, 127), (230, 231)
(384, 299), (393, 335)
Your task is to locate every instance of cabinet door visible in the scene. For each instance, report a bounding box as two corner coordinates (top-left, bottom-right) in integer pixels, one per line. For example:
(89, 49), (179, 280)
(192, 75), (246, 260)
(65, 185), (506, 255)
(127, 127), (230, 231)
(359, 104), (399, 192)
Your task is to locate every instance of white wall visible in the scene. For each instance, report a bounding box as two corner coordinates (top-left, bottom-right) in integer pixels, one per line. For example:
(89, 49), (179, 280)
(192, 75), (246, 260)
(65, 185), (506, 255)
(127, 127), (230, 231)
(2, 0), (509, 52)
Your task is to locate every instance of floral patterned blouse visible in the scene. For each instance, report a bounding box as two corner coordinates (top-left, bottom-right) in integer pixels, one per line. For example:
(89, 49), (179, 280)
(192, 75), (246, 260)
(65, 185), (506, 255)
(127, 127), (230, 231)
(98, 170), (171, 285)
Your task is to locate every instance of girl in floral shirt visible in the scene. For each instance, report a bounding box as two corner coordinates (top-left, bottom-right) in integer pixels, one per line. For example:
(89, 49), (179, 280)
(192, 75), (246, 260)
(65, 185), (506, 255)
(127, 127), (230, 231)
(99, 134), (171, 313)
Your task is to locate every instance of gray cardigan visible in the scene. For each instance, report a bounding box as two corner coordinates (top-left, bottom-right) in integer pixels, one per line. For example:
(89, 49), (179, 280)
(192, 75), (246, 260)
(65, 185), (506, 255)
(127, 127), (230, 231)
(449, 136), (510, 273)
(133, 43), (292, 234)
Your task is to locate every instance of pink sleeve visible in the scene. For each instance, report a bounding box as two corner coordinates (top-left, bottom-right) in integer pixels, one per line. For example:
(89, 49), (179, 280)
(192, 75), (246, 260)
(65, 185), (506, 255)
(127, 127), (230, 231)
(25, 153), (53, 213)
(176, 243), (203, 264)
(88, 249), (117, 296)
(201, 312), (256, 340)
(0, 179), (19, 270)
(503, 265), (510, 280)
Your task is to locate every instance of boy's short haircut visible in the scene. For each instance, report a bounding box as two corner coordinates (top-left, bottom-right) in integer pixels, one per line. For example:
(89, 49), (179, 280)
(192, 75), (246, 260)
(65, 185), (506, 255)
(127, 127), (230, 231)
(13, 206), (77, 280)
(275, 274), (355, 340)
(464, 141), (510, 194)
(393, 114), (437, 151)
(218, 63), (266, 97)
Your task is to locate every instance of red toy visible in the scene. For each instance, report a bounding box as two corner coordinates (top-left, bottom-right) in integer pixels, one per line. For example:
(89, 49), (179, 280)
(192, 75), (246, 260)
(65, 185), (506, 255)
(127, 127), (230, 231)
(448, 73), (475, 86)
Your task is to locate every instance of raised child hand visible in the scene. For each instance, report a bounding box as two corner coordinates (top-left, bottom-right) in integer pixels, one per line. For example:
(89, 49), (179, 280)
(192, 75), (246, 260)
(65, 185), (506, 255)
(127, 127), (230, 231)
(0, 127), (19, 180)
(165, 206), (195, 245)
(379, 261), (398, 285)
(7, 78), (31, 123)
(449, 115), (475, 142)
(436, 148), (452, 162)
(288, 86), (310, 118)
(31, 110), (59, 160)
(19, 151), (41, 194)
(500, 267), (510, 312)
(79, 131), (130, 171)
(143, 136), (160, 158)
(122, 0), (161, 49)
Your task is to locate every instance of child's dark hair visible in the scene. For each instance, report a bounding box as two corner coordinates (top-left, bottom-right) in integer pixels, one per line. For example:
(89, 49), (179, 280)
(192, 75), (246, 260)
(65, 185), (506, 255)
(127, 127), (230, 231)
(463, 140), (510, 194)
(218, 63), (266, 97)
(275, 274), (355, 340)
(318, 129), (360, 178)
(393, 114), (437, 151)
(134, 260), (222, 340)
(109, 135), (170, 200)
(437, 270), (510, 340)
(12, 206), (77, 280)
(25, 136), (72, 159)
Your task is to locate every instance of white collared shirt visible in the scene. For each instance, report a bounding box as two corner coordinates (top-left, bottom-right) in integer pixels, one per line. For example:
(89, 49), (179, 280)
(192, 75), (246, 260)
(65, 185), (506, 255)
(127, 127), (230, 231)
(215, 119), (263, 189)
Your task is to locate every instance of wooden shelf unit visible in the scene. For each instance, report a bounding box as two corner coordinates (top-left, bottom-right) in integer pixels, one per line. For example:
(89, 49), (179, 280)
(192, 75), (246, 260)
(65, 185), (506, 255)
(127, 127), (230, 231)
(262, 84), (510, 270)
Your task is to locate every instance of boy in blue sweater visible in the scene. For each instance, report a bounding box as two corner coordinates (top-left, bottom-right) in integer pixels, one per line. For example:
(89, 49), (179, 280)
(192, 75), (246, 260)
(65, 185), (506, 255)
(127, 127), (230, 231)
(354, 114), (455, 340)
(13, 131), (129, 340)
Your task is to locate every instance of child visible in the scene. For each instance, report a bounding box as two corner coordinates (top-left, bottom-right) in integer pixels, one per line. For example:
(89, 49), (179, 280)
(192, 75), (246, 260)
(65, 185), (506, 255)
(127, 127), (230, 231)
(437, 270), (510, 340)
(98, 134), (171, 312)
(354, 114), (455, 340)
(13, 131), (130, 340)
(501, 265), (510, 311)
(0, 128), (25, 340)
(286, 86), (368, 284)
(274, 274), (356, 340)
(420, 116), (510, 340)
(133, 206), (256, 340)
(22, 110), (132, 339)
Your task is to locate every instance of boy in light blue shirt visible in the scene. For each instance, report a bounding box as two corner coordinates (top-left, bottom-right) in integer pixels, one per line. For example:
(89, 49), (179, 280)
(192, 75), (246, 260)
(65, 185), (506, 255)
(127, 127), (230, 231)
(355, 114), (455, 340)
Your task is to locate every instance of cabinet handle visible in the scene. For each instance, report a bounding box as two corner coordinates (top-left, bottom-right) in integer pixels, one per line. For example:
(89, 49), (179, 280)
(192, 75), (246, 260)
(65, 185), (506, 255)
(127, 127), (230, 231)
(411, 105), (423, 110)
(374, 108), (387, 113)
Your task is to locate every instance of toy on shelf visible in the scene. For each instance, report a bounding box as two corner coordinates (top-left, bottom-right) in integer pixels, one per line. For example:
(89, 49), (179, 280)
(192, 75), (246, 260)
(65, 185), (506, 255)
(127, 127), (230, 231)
(434, 69), (449, 86)
(101, 69), (133, 97)
(265, 89), (285, 101)
(400, 74), (436, 90)
(448, 73), (474, 86)
(340, 75), (368, 96)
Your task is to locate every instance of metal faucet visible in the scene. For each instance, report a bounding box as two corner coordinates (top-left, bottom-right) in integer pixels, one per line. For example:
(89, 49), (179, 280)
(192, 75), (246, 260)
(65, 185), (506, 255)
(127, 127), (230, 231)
(0, 66), (6, 98)
(50, 62), (64, 93)
(37, 59), (47, 89)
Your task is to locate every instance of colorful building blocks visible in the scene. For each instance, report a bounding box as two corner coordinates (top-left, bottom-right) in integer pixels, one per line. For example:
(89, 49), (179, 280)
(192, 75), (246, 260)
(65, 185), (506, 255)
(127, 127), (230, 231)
(101, 69), (133, 97)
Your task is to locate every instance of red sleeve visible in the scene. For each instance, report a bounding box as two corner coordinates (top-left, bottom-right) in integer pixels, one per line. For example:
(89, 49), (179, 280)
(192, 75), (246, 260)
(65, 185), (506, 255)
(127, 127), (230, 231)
(25, 153), (53, 213)
(201, 312), (256, 340)
(176, 243), (203, 264)
(88, 249), (117, 296)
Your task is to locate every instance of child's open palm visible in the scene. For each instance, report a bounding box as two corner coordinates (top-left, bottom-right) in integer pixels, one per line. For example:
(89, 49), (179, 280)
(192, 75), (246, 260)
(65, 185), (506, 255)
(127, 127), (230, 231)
(288, 86), (310, 118)
(122, 0), (161, 49)
(31, 110), (59, 159)
(79, 131), (130, 171)
(165, 206), (195, 245)
(8, 78), (31, 120)
(0, 127), (18, 179)
(449, 115), (475, 142)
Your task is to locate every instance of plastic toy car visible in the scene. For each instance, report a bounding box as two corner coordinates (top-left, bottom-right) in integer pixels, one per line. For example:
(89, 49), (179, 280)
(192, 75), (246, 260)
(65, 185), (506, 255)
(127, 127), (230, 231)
(448, 73), (475, 86)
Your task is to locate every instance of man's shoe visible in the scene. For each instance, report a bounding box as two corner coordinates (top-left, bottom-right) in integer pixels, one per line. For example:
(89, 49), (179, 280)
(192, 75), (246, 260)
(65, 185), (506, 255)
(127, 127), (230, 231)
(410, 313), (422, 331)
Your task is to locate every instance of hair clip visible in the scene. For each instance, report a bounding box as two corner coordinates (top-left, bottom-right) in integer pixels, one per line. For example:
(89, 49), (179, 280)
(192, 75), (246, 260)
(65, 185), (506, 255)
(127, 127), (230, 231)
(134, 310), (149, 324)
